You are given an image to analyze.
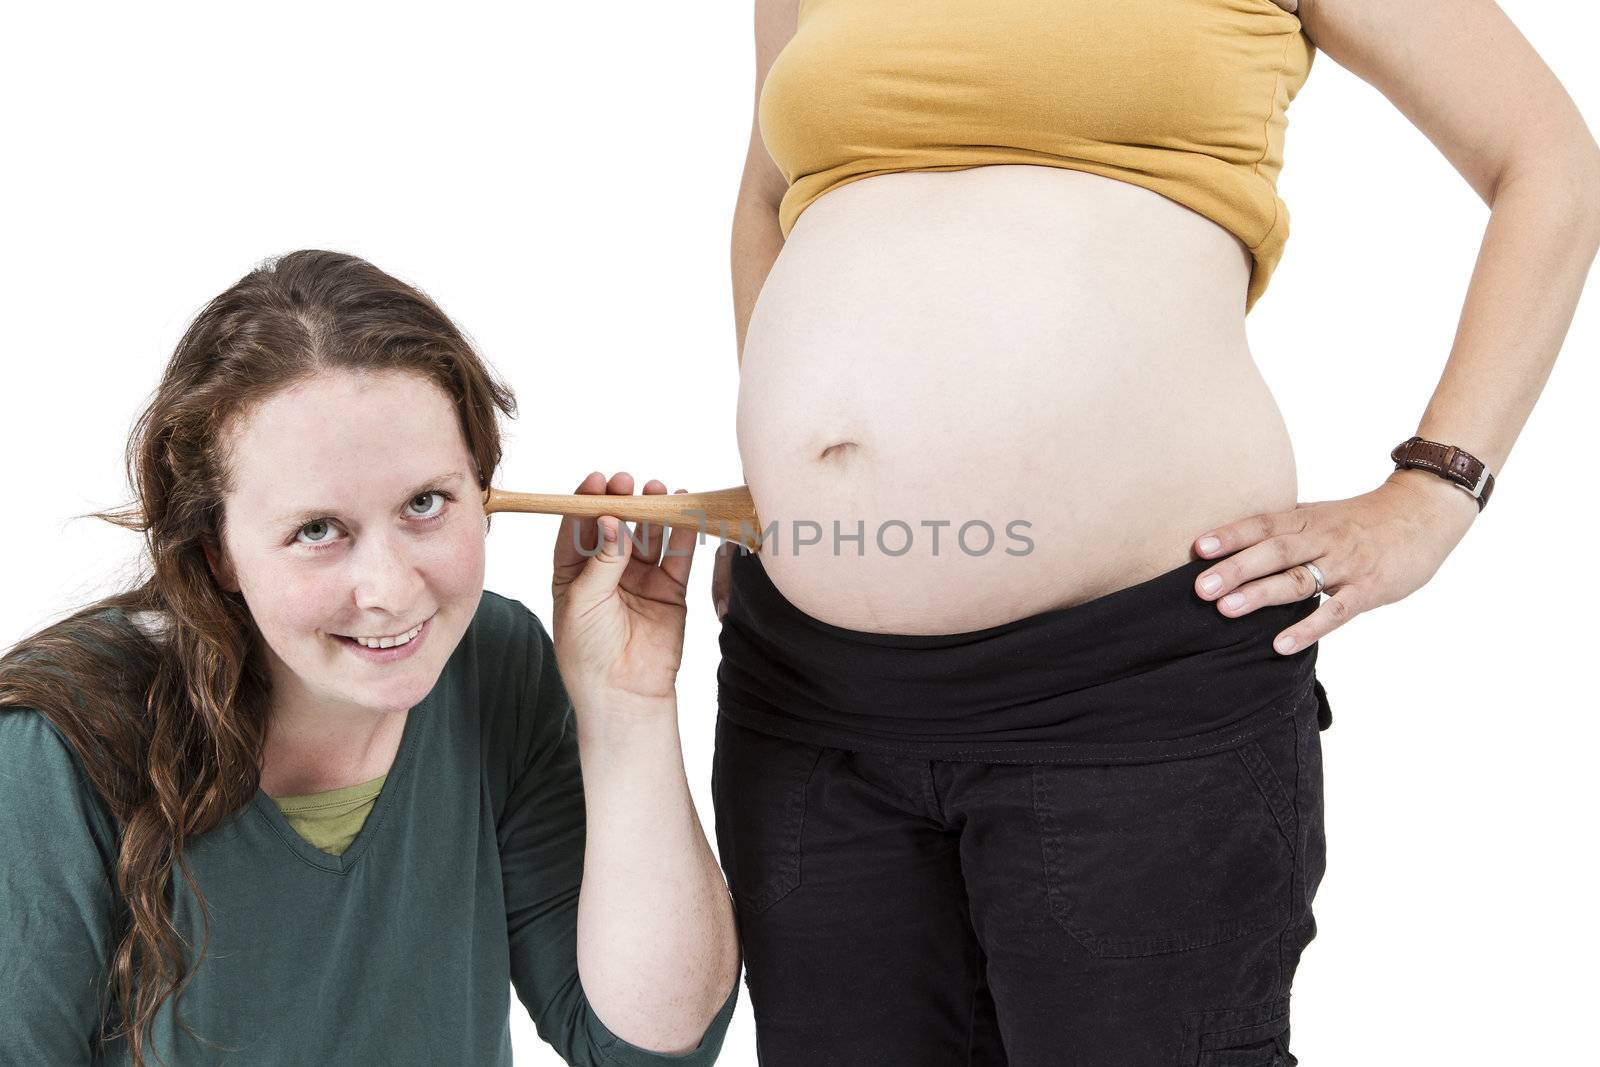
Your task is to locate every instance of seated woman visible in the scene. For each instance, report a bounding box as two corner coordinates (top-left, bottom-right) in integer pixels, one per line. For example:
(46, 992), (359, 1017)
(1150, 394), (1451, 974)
(0, 250), (738, 1066)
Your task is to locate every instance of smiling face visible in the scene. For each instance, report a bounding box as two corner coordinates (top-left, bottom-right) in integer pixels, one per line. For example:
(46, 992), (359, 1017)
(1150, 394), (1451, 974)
(207, 369), (487, 722)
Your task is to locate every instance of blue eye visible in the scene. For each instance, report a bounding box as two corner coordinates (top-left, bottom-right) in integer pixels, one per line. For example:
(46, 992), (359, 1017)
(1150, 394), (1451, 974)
(296, 520), (342, 547)
(291, 489), (454, 552)
(406, 491), (447, 519)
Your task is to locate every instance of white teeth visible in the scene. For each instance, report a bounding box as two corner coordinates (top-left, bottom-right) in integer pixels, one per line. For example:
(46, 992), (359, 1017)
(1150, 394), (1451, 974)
(352, 622), (422, 650)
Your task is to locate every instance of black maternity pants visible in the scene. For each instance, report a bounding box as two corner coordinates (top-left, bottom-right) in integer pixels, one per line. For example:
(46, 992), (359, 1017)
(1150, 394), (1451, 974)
(713, 548), (1332, 1066)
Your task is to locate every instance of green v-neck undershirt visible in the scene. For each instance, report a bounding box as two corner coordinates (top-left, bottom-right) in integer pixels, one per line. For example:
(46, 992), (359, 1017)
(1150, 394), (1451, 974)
(269, 772), (389, 857)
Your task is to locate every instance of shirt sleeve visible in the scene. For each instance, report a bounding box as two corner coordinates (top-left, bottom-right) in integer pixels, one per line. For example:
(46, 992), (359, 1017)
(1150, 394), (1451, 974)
(497, 611), (737, 1067)
(0, 709), (121, 1067)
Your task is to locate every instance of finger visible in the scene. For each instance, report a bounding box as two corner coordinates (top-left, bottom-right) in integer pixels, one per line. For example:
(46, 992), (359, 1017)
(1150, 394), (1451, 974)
(1210, 559), (1328, 618)
(565, 512), (635, 609)
(661, 488), (698, 589)
(1272, 585), (1361, 655)
(1194, 527), (1321, 603)
(632, 479), (668, 566)
(553, 471), (609, 579)
(710, 540), (734, 619)
(1194, 507), (1308, 566)
(601, 472), (637, 556)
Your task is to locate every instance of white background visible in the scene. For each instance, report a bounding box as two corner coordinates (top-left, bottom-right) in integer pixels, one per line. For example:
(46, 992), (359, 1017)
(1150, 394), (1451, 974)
(3, 2), (1596, 1063)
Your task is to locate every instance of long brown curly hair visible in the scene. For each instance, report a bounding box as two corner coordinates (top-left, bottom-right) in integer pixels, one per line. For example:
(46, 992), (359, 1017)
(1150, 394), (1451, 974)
(0, 250), (517, 1066)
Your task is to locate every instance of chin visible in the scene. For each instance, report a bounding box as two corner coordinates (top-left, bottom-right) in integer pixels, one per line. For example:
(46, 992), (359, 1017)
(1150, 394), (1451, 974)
(373, 653), (450, 708)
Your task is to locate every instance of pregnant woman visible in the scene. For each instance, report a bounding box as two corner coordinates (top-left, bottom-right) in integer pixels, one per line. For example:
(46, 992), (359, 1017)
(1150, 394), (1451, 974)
(709, 1), (1600, 1064)
(0, 251), (738, 1066)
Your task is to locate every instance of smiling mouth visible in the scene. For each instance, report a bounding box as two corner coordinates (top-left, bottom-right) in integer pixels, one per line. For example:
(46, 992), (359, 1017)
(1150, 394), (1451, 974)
(335, 614), (434, 649)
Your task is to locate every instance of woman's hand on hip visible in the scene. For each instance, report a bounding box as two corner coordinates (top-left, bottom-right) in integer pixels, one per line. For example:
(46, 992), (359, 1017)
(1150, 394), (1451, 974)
(551, 471), (699, 714)
(1190, 470), (1479, 655)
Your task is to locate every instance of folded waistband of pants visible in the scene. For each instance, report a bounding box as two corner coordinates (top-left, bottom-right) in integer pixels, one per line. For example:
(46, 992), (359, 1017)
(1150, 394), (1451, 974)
(716, 548), (1323, 764)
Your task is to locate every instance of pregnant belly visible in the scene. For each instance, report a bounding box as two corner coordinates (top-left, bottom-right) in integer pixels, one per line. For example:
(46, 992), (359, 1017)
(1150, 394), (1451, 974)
(737, 165), (1300, 634)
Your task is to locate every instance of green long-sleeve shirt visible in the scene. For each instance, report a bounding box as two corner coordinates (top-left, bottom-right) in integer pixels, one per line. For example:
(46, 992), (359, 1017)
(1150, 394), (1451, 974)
(0, 590), (737, 1066)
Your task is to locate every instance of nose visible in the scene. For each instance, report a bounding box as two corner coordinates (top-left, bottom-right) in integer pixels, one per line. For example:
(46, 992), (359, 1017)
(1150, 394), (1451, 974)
(348, 529), (424, 619)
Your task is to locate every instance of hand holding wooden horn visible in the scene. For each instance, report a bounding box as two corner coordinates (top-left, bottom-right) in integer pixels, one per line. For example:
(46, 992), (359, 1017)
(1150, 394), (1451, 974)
(483, 483), (765, 552)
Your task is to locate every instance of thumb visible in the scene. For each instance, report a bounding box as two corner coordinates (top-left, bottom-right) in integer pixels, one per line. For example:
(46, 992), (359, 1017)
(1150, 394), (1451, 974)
(712, 539), (734, 619)
(565, 516), (632, 610)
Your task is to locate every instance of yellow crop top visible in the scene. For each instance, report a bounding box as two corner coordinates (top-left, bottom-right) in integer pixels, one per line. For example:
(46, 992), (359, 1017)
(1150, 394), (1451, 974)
(758, 0), (1316, 314)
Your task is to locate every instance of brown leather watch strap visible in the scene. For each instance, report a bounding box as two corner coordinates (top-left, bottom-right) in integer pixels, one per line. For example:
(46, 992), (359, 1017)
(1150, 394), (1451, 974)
(1390, 435), (1495, 512)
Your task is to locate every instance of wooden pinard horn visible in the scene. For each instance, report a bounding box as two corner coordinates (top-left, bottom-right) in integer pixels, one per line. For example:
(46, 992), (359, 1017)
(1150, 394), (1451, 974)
(482, 484), (766, 552)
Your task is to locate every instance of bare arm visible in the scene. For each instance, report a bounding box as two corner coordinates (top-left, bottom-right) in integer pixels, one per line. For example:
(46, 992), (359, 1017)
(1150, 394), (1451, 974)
(575, 702), (739, 1054)
(505, 604), (736, 1065)
(714, 0), (801, 615)
(731, 0), (799, 367)
(1299, 0), (1600, 513)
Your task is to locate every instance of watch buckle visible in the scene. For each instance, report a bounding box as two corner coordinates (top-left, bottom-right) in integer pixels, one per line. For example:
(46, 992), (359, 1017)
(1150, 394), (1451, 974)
(1469, 467), (1489, 499)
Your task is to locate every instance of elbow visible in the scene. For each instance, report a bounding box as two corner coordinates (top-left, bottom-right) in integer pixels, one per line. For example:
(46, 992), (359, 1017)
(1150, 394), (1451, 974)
(1570, 134), (1600, 243)
(732, 192), (784, 234)
(1585, 157), (1600, 247)
(649, 939), (740, 1056)
(730, 196), (777, 277)
(1560, 134), (1600, 243)
(1493, 142), (1600, 246)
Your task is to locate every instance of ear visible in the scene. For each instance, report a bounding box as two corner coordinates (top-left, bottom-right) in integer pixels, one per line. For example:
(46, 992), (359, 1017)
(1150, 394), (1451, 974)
(203, 539), (241, 594)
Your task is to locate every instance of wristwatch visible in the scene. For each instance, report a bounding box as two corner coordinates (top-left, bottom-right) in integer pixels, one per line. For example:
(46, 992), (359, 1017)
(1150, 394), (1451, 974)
(1389, 435), (1495, 512)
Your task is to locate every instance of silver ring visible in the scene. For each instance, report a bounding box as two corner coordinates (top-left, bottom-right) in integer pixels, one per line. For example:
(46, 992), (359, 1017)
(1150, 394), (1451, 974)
(1302, 561), (1325, 597)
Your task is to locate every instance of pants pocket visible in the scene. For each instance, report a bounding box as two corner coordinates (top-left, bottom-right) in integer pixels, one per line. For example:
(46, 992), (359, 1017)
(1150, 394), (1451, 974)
(711, 717), (825, 915)
(1198, 1037), (1294, 1066)
(1032, 713), (1299, 958)
(1282, 680), (1327, 978)
(1186, 998), (1297, 1066)
(1313, 677), (1333, 731)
